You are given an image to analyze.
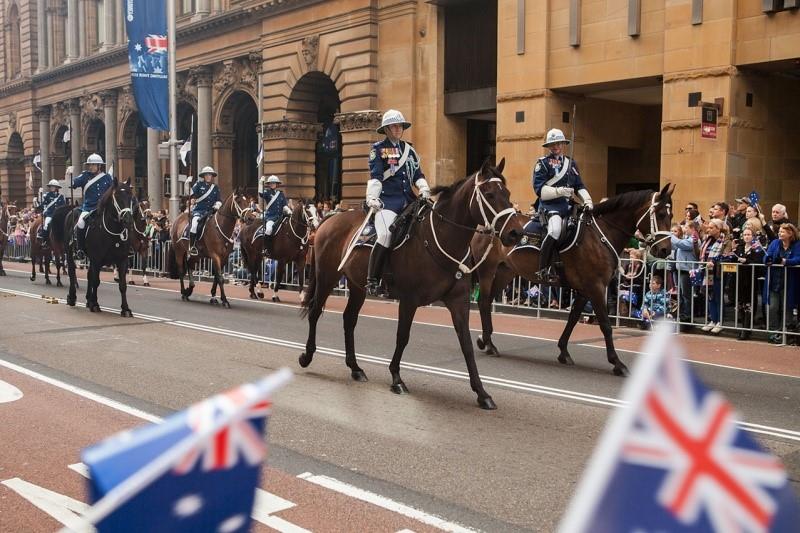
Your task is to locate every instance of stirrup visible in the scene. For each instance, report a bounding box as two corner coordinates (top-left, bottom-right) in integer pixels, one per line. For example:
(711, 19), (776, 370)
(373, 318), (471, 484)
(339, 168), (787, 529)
(534, 268), (559, 284)
(365, 278), (380, 296)
(189, 246), (199, 257)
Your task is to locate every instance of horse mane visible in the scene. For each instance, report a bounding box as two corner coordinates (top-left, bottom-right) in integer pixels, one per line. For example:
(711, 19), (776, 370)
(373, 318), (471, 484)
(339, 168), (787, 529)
(592, 189), (655, 217)
(430, 167), (507, 204)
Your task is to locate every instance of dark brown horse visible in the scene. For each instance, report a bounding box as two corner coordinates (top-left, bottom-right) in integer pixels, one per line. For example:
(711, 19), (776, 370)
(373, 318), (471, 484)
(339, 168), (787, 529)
(238, 202), (319, 301)
(471, 184), (676, 376)
(299, 159), (523, 409)
(168, 190), (250, 308)
(0, 201), (18, 276)
(51, 178), (137, 315)
(29, 216), (65, 287)
(128, 201), (152, 286)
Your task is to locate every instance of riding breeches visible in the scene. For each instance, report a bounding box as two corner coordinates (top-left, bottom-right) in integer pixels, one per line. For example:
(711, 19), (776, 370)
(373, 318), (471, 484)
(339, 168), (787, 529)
(546, 213), (562, 241)
(374, 209), (397, 247)
(76, 211), (91, 229)
(190, 215), (201, 234)
(265, 220), (275, 236)
(43, 216), (52, 230)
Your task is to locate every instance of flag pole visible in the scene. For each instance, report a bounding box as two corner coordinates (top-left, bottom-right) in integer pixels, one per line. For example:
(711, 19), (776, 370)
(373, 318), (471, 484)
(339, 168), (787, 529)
(167, 0), (180, 220)
(258, 60), (264, 211)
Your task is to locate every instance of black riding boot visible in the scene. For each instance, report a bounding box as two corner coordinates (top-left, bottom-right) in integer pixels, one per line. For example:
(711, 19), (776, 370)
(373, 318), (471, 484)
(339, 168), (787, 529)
(263, 235), (274, 257)
(366, 244), (389, 296)
(536, 236), (558, 283)
(189, 232), (198, 256)
(75, 225), (87, 260)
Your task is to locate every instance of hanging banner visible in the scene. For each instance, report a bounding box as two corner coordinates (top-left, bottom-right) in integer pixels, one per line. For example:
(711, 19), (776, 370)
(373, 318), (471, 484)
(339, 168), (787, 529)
(701, 104), (717, 139)
(125, 0), (169, 131)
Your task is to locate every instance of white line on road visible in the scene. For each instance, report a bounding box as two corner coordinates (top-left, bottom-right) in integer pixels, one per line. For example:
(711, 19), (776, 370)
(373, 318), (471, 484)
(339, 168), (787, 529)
(2, 285), (799, 443)
(0, 379), (23, 403)
(6, 266), (795, 380)
(297, 472), (476, 533)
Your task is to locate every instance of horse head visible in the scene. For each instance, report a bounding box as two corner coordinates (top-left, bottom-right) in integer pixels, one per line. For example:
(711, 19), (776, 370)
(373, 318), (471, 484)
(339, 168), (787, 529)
(106, 178), (135, 230)
(468, 158), (523, 246)
(305, 203), (321, 229)
(636, 182), (675, 258)
(227, 188), (251, 222)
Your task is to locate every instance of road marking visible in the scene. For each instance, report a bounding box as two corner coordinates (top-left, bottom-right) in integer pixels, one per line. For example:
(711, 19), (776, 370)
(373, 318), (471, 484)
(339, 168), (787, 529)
(0, 379), (23, 403)
(1, 477), (89, 530)
(2, 285), (799, 443)
(297, 472), (476, 533)
(5, 266), (796, 380)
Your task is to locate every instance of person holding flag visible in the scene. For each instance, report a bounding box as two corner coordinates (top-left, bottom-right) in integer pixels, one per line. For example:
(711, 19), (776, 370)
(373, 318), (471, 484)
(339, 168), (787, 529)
(36, 179), (66, 241)
(259, 175), (291, 255)
(71, 153), (113, 255)
(188, 166), (220, 256)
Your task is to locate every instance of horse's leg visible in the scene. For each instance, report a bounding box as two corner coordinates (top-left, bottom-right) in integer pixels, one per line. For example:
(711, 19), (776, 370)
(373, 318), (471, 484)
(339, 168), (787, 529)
(588, 289), (629, 376)
(477, 266), (514, 356)
(141, 250), (150, 286)
(66, 242), (78, 306)
(0, 240), (5, 276)
(118, 258), (133, 317)
(214, 255), (231, 309)
(557, 294), (587, 366)
(343, 283), (368, 381)
(54, 250), (63, 287)
(299, 271), (337, 368)
(272, 259), (284, 302)
(87, 263), (101, 312)
(388, 298), (418, 395)
(44, 252), (52, 285)
(248, 258), (258, 299)
(30, 249), (37, 281)
(443, 287), (496, 410)
(177, 252), (189, 300)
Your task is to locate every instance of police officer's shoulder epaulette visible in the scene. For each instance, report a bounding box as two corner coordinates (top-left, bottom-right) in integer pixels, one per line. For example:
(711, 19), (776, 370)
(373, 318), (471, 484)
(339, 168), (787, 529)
(534, 156), (548, 173)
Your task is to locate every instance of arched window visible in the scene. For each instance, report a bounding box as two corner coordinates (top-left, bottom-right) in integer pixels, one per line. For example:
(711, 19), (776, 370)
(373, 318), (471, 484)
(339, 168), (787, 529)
(6, 3), (22, 78)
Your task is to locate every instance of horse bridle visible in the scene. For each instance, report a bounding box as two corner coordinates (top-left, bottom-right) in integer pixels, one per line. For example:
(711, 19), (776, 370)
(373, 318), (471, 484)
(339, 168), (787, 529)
(287, 206), (313, 246)
(102, 190), (133, 242)
(428, 171), (517, 278)
(213, 195), (250, 244)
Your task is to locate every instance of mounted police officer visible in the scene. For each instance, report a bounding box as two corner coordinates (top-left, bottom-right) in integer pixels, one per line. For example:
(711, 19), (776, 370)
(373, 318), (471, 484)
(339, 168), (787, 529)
(533, 128), (593, 282)
(189, 166), (221, 256)
(365, 109), (431, 296)
(259, 174), (291, 254)
(37, 179), (66, 240)
(71, 153), (113, 255)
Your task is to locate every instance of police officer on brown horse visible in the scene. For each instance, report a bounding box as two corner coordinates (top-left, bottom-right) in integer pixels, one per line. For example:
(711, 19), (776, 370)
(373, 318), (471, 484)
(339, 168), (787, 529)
(365, 109), (431, 295)
(533, 128), (593, 282)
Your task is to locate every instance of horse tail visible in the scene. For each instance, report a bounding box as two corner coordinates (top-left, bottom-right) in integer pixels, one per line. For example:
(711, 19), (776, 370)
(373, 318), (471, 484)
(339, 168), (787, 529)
(299, 247), (316, 318)
(50, 206), (69, 243)
(166, 244), (179, 279)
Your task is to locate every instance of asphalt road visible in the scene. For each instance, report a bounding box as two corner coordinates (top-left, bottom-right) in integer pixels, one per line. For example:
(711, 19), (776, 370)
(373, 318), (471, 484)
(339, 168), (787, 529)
(1, 267), (798, 531)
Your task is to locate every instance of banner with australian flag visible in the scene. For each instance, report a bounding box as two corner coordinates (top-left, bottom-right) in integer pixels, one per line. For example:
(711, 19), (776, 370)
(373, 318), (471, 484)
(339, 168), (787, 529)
(560, 325), (798, 533)
(124, 0), (169, 131)
(73, 368), (292, 532)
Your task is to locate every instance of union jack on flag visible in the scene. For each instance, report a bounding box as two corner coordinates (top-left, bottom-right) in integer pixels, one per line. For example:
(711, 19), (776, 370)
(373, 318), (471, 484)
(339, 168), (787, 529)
(144, 34), (168, 54)
(560, 326), (799, 533)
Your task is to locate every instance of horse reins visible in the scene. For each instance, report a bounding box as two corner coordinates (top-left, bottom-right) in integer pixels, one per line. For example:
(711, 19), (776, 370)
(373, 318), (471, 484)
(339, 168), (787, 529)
(102, 190), (133, 242)
(286, 206), (313, 246)
(213, 195), (250, 244)
(427, 172), (517, 278)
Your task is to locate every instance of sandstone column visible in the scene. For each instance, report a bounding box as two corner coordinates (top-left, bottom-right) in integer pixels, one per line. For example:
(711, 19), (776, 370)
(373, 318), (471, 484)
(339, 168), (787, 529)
(262, 120), (321, 200)
(147, 128), (162, 210)
(68, 99), (82, 184)
(196, 0), (210, 18)
(101, 89), (118, 175)
(37, 106), (51, 190)
(102, 0), (116, 50)
(78, 0), (86, 57)
(66, 0), (78, 61)
(193, 66), (213, 172)
(334, 111), (382, 203)
(36, 0), (48, 71)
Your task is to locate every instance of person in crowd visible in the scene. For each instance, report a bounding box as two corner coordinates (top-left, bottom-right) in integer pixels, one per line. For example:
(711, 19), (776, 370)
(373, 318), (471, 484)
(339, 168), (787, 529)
(733, 227), (766, 340)
(743, 217), (767, 245)
(729, 197), (750, 230)
(699, 218), (734, 335)
(765, 204), (791, 243)
(618, 248), (646, 317)
(670, 222), (698, 330)
(685, 207), (702, 226)
(763, 223), (800, 344)
(322, 200), (333, 218)
(639, 274), (667, 330)
(710, 201), (729, 224)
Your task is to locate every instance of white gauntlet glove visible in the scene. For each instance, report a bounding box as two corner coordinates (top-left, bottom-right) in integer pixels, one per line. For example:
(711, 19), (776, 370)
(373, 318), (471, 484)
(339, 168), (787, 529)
(557, 187), (574, 198)
(578, 188), (593, 210)
(212, 201), (222, 211)
(366, 179), (383, 210)
(283, 205), (292, 216)
(416, 178), (432, 200)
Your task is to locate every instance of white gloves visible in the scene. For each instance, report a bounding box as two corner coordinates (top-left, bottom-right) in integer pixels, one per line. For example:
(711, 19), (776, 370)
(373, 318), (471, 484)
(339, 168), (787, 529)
(366, 179), (383, 210)
(540, 185), (570, 201)
(283, 205), (292, 215)
(416, 178), (432, 200)
(557, 187), (574, 198)
(578, 188), (593, 210)
(212, 201), (222, 211)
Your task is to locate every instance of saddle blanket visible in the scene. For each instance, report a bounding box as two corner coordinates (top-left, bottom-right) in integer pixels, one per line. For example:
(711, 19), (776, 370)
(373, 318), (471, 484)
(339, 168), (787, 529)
(181, 216), (208, 241)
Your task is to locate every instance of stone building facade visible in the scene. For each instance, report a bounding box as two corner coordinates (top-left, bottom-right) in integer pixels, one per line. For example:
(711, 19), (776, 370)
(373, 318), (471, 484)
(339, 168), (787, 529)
(1, 0), (799, 218)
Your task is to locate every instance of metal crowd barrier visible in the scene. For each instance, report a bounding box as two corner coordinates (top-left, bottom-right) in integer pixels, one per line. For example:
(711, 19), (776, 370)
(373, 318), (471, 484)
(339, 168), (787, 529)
(5, 239), (798, 343)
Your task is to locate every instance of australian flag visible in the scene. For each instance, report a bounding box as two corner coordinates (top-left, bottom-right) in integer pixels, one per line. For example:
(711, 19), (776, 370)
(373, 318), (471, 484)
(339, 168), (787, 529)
(125, 0), (169, 130)
(560, 326), (799, 533)
(79, 369), (292, 532)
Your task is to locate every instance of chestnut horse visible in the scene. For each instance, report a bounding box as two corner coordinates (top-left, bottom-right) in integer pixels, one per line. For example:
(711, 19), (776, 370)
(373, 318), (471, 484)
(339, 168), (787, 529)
(471, 184), (675, 376)
(299, 159), (523, 409)
(50, 178), (137, 315)
(129, 201), (152, 286)
(168, 190), (250, 308)
(0, 201), (18, 276)
(238, 202), (319, 301)
(29, 217), (65, 286)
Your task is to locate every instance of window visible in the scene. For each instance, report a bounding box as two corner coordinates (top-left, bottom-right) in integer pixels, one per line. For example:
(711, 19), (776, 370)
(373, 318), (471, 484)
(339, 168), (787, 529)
(178, 0), (195, 16)
(6, 3), (21, 78)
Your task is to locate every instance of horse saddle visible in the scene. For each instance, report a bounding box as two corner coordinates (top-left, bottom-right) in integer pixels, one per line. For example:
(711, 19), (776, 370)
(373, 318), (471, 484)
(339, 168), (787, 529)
(252, 216), (287, 243)
(355, 200), (426, 250)
(514, 213), (579, 252)
(181, 215), (209, 240)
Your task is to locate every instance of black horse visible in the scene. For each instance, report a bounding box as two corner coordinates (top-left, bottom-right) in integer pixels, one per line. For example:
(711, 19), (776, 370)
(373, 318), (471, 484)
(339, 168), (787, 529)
(51, 179), (136, 316)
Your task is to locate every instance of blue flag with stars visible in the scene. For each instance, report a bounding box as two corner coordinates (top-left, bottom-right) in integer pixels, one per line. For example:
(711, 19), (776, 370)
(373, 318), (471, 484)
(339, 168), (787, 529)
(80, 369), (292, 532)
(124, 0), (169, 130)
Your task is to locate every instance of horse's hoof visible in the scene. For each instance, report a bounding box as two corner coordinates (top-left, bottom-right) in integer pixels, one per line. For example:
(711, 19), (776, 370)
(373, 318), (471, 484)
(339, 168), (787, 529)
(143, 282), (150, 287)
(128, 280), (136, 285)
(298, 352), (313, 368)
(257, 292), (264, 299)
(0, 270), (6, 276)
(250, 293), (258, 300)
(272, 296), (281, 302)
(56, 281), (63, 287)
(181, 294), (190, 301)
(121, 309), (133, 318)
(613, 364), (630, 377)
(476, 336), (486, 350)
(351, 370), (368, 382)
(90, 305), (101, 313)
(30, 275), (35, 281)
(478, 396), (498, 410)
(558, 353), (575, 366)
(209, 298), (219, 305)
(222, 301), (231, 309)
(66, 296), (76, 307)
(390, 382), (409, 395)
(113, 277), (119, 282)
(45, 279), (52, 286)
(485, 344), (500, 357)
